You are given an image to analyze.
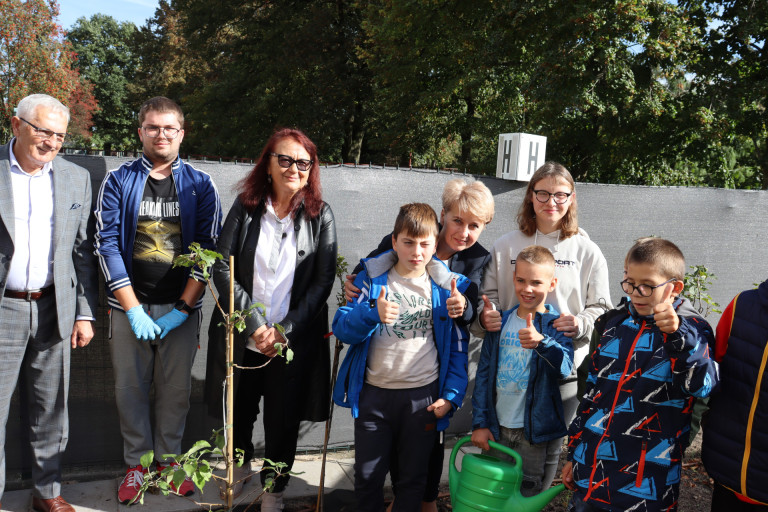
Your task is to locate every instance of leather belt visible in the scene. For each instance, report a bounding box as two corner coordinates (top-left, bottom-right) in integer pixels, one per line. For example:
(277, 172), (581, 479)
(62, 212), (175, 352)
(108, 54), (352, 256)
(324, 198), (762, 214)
(4, 285), (55, 301)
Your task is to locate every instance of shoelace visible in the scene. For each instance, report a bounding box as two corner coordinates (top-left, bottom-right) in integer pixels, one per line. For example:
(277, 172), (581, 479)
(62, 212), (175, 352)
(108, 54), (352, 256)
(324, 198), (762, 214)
(125, 468), (145, 488)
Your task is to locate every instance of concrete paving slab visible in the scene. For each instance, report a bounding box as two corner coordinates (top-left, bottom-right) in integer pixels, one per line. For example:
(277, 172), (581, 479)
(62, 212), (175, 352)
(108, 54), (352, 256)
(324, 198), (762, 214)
(0, 443), (482, 511)
(2, 479), (119, 512)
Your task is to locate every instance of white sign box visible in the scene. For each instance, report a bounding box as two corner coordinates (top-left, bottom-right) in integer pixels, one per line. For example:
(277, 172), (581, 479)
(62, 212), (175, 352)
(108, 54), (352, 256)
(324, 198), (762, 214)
(496, 133), (547, 181)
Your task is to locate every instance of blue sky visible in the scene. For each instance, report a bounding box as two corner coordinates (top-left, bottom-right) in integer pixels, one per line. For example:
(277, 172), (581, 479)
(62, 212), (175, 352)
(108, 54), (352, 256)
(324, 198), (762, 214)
(58, 0), (159, 30)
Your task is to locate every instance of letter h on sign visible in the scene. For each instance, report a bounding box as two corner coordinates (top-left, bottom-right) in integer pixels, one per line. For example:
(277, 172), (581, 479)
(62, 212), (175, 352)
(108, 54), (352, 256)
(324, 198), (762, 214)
(495, 133), (547, 182)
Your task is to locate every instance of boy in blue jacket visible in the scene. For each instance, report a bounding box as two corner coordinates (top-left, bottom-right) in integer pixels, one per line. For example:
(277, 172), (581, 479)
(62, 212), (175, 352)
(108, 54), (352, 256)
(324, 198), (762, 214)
(472, 245), (574, 497)
(562, 238), (718, 512)
(333, 203), (470, 512)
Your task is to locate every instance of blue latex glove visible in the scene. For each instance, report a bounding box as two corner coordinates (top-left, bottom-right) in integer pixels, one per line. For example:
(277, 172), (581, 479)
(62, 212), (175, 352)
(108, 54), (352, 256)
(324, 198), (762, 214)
(154, 308), (189, 339)
(125, 305), (162, 341)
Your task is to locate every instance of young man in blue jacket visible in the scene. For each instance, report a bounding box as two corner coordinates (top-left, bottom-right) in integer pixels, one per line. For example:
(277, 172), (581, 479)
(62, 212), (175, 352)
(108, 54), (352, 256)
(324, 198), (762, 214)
(472, 245), (573, 497)
(94, 97), (221, 504)
(333, 203), (470, 512)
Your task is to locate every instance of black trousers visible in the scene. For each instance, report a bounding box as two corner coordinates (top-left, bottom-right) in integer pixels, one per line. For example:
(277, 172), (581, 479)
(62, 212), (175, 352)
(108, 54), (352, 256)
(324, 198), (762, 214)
(354, 382), (439, 512)
(233, 348), (302, 493)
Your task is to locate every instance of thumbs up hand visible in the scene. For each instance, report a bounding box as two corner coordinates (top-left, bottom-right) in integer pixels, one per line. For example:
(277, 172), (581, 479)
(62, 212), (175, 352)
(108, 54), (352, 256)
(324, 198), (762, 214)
(480, 295), (502, 332)
(446, 278), (466, 319)
(376, 288), (399, 324)
(653, 302), (680, 333)
(519, 313), (544, 349)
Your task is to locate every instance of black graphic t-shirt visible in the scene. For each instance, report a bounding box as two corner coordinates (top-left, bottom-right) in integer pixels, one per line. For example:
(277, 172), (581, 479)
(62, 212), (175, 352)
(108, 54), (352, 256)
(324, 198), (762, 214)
(132, 175), (185, 304)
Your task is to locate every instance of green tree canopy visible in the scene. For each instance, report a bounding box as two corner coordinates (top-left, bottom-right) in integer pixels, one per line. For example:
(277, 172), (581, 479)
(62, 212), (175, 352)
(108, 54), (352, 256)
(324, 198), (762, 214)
(66, 14), (138, 150)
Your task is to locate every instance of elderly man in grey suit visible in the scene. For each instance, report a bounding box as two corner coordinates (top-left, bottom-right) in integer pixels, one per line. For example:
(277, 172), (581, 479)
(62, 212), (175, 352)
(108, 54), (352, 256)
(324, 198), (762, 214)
(0, 94), (98, 512)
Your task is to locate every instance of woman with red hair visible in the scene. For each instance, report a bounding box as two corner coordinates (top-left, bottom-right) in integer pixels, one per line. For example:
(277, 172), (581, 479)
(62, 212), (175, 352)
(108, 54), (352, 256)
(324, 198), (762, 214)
(205, 128), (337, 510)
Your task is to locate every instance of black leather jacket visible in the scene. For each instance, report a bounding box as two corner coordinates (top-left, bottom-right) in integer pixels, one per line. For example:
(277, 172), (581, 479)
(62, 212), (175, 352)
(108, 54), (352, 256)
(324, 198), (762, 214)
(204, 197), (338, 421)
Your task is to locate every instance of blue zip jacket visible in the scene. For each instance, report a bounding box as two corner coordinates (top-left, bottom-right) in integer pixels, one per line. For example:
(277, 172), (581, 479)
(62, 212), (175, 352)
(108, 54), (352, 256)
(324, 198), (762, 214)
(94, 156), (222, 310)
(472, 305), (574, 443)
(332, 250), (470, 431)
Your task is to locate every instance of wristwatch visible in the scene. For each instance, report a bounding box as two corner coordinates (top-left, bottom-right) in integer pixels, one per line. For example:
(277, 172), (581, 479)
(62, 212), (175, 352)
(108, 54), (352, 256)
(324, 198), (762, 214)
(174, 300), (192, 314)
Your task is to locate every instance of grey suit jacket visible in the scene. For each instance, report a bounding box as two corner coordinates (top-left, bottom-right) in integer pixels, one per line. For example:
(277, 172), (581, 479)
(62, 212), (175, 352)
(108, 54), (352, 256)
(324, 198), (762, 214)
(0, 141), (98, 339)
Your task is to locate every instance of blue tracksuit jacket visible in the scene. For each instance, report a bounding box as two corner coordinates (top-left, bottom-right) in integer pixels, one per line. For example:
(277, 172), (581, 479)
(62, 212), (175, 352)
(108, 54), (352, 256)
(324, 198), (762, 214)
(94, 156), (222, 310)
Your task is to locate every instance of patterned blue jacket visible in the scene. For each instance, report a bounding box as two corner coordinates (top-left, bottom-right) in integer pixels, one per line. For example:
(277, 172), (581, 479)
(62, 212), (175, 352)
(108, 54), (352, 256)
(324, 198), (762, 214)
(332, 250), (470, 432)
(567, 296), (717, 512)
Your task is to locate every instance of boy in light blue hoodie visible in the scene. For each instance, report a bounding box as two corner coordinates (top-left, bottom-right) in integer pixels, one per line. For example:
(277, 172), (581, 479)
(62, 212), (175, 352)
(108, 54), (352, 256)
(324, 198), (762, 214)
(332, 203), (470, 512)
(472, 245), (574, 497)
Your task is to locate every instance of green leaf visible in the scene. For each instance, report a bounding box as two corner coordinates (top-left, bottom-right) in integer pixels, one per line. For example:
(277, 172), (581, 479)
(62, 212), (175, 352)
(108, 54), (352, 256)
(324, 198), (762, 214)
(285, 347), (294, 363)
(183, 462), (196, 477)
(186, 440), (211, 457)
(192, 472), (207, 491)
(140, 451), (154, 469)
(173, 468), (186, 490)
(214, 431), (225, 450)
(156, 479), (171, 494)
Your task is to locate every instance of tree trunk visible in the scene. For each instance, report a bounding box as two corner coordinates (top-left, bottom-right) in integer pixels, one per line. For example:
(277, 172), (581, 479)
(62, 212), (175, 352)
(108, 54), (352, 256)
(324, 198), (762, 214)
(460, 95), (475, 169)
(344, 103), (365, 164)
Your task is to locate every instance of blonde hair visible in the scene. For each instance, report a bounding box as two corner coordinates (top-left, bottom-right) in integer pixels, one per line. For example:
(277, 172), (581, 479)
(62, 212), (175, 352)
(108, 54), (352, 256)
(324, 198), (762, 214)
(393, 203), (439, 240)
(517, 162), (578, 238)
(516, 245), (555, 271)
(442, 179), (495, 224)
(626, 237), (686, 281)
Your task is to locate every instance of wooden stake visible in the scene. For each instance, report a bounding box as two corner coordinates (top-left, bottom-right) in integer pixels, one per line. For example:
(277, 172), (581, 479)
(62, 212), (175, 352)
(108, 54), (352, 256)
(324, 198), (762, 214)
(316, 337), (344, 511)
(226, 255), (235, 510)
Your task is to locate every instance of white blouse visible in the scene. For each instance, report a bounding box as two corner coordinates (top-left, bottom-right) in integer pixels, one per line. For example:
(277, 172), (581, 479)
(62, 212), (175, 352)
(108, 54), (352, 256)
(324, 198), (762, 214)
(247, 198), (297, 352)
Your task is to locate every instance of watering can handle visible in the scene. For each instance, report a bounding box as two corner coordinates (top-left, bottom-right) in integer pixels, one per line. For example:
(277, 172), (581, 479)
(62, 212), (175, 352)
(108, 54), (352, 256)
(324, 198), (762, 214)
(449, 436), (472, 474)
(449, 435), (524, 472)
(487, 439), (524, 467)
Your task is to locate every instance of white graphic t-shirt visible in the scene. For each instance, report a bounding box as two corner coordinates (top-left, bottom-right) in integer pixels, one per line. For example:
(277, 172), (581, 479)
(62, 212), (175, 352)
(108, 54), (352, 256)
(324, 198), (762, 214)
(496, 312), (532, 428)
(366, 268), (438, 389)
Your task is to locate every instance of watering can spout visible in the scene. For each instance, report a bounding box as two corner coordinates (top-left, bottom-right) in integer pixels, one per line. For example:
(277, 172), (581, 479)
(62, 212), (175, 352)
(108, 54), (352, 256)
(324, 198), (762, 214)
(507, 483), (566, 512)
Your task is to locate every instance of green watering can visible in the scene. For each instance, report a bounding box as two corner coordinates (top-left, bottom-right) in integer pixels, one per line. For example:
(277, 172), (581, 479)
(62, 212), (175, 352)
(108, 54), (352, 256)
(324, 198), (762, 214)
(449, 436), (565, 512)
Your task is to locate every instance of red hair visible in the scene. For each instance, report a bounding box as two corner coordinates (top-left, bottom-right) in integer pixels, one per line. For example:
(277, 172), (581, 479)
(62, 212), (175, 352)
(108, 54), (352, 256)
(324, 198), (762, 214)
(238, 128), (324, 218)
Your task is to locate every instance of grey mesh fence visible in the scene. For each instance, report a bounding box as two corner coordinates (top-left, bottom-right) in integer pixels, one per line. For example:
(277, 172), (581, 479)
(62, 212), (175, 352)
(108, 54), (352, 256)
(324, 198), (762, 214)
(7, 156), (764, 482)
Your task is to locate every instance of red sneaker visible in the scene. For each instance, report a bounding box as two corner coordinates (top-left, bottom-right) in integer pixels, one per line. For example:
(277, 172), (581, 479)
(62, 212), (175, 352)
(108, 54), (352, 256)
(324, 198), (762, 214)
(118, 465), (148, 505)
(157, 462), (195, 497)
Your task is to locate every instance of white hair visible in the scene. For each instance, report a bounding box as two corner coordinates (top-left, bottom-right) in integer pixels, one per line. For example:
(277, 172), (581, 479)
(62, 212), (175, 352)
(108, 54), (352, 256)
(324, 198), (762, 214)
(16, 94), (70, 123)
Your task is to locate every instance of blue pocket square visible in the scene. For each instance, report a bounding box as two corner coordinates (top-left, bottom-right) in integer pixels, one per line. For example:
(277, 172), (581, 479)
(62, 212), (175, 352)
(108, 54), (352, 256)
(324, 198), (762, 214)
(70, 203), (82, 210)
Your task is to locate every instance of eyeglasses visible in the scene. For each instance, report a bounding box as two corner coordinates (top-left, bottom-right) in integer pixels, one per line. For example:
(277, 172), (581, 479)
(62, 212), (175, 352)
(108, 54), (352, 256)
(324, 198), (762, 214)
(620, 278), (676, 297)
(533, 190), (572, 204)
(142, 126), (181, 139)
(270, 152), (313, 172)
(19, 117), (68, 143)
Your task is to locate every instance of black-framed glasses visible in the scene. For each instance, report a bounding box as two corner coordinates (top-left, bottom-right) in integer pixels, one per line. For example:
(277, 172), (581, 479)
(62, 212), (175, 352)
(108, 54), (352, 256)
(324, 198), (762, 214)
(270, 152), (313, 172)
(533, 190), (572, 204)
(142, 126), (181, 139)
(620, 278), (676, 297)
(19, 117), (68, 143)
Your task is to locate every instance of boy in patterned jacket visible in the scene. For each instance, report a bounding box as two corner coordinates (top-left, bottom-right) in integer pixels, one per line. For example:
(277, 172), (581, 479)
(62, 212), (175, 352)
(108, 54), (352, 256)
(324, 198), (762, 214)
(562, 238), (718, 512)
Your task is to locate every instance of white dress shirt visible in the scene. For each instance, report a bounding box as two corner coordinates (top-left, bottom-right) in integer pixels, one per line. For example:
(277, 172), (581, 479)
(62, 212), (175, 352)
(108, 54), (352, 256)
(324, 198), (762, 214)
(246, 198), (297, 353)
(7, 139), (55, 291)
